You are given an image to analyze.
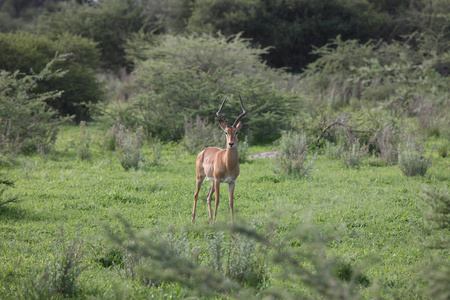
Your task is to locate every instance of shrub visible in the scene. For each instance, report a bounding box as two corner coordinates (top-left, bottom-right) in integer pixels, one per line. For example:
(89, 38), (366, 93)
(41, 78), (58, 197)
(301, 34), (450, 113)
(151, 138), (163, 166)
(0, 55), (69, 154)
(22, 229), (86, 299)
(117, 126), (144, 170)
(0, 32), (103, 121)
(275, 131), (316, 177)
(371, 124), (402, 165)
(104, 122), (120, 151)
(342, 140), (366, 169)
(420, 189), (450, 299)
(437, 140), (449, 158)
(104, 219), (365, 299)
(77, 121), (91, 161)
(123, 33), (297, 142)
(36, 0), (166, 71)
(398, 140), (431, 177)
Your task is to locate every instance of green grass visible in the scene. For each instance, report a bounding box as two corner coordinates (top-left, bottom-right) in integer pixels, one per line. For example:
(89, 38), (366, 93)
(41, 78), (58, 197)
(1, 125), (449, 299)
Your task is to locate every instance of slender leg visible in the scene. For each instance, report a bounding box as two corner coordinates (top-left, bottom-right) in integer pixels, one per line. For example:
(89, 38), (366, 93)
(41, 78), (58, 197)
(228, 182), (235, 223)
(213, 180), (220, 224)
(192, 175), (204, 223)
(207, 181), (215, 223)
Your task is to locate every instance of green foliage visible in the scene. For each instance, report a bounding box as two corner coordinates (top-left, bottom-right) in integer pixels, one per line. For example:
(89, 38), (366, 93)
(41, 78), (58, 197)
(151, 138), (163, 166)
(437, 140), (450, 158)
(0, 176), (17, 207)
(36, 0), (167, 70)
(77, 121), (91, 161)
(116, 125), (144, 171)
(123, 34), (296, 141)
(0, 31), (103, 121)
(104, 121), (120, 151)
(301, 34), (450, 112)
(342, 140), (366, 169)
(21, 229), (86, 299)
(420, 189), (450, 299)
(398, 139), (431, 176)
(0, 55), (68, 154)
(186, 0), (397, 72)
(275, 131), (316, 177)
(1, 125), (449, 299)
(105, 219), (368, 299)
(182, 115), (222, 155)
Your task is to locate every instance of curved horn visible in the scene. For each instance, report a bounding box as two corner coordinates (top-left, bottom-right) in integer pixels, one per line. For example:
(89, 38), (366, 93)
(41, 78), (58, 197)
(216, 96), (230, 127)
(232, 95), (247, 127)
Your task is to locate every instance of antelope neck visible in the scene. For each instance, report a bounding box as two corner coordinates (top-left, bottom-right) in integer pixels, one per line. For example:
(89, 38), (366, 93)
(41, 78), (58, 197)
(225, 146), (239, 170)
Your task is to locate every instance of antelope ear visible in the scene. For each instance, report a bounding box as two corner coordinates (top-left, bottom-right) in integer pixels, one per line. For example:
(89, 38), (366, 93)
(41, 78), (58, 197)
(219, 120), (227, 131)
(235, 121), (243, 131)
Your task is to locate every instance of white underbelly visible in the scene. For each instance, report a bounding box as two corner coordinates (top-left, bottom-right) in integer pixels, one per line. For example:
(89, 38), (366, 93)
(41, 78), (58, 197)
(206, 176), (235, 184)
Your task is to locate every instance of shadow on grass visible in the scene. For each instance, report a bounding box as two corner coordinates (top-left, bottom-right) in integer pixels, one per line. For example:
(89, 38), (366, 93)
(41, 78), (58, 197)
(0, 203), (45, 222)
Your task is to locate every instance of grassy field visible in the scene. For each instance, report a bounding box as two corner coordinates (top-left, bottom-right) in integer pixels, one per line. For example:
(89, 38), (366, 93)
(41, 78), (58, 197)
(0, 125), (449, 299)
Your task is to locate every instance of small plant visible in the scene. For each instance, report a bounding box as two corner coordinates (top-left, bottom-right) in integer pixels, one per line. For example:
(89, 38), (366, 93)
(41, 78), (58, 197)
(420, 189), (450, 299)
(398, 140), (431, 176)
(77, 121), (91, 161)
(437, 140), (449, 158)
(324, 139), (345, 160)
(342, 140), (366, 169)
(151, 138), (162, 166)
(22, 228), (86, 299)
(275, 131), (316, 177)
(104, 121), (120, 151)
(373, 125), (402, 165)
(117, 126), (144, 170)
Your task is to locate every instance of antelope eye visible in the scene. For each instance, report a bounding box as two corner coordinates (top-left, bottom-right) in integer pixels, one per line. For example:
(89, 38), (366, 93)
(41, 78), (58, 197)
(225, 132), (228, 135)
(235, 131), (239, 135)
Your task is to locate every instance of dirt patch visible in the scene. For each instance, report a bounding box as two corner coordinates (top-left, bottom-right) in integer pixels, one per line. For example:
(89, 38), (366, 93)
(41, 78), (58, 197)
(249, 151), (281, 159)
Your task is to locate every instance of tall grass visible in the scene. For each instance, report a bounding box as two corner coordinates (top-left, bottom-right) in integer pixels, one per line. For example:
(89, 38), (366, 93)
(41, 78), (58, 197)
(398, 140), (431, 176)
(21, 229), (86, 299)
(117, 126), (144, 170)
(77, 121), (91, 161)
(275, 131), (316, 177)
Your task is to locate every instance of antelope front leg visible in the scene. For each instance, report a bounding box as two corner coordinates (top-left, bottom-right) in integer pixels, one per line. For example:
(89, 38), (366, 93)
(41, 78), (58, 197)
(192, 175), (204, 223)
(207, 181), (215, 223)
(228, 182), (235, 223)
(213, 180), (220, 224)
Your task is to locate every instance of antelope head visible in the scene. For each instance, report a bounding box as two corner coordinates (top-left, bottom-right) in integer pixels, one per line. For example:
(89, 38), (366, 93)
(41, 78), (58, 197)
(216, 95), (247, 149)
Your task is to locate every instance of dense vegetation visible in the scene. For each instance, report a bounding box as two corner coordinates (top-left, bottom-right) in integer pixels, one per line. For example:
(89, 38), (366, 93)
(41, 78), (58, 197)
(1, 0), (449, 299)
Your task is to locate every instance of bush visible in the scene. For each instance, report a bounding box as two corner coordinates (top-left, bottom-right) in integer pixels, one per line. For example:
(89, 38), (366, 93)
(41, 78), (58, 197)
(437, 140), (450, 158)
(122, 33), (297, 142)
(104, 219), (366, 299)
(398, 140), (431, 176)
(117, 126), (144, 171)
(36, 0), (166, 71)
(275, 131), (316, 177)
(0, 32), (103, 121)
(0, 55), (69, 154)
(22, 229), (86, 299)
(301, 34), (450, 113)
(104, 122), (120, 151)
(151, 138), (163, 166)
(342, 140), (366, 169)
